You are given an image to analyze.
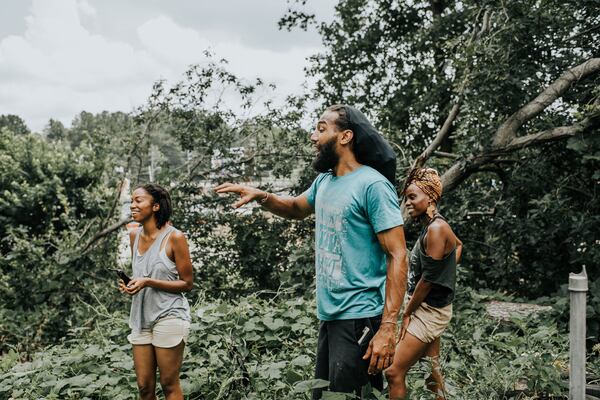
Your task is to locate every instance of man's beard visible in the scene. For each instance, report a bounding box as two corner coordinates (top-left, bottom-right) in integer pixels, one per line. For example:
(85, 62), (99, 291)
(312, 138), (339, 174)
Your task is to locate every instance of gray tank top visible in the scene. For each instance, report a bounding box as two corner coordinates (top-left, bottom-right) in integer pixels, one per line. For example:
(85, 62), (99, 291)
(129, 225), (191, 332)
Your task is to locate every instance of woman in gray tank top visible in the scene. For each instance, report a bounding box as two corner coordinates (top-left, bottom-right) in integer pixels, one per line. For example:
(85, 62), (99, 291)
(118, 183), (193, 400)
(385, 168), (463, 400)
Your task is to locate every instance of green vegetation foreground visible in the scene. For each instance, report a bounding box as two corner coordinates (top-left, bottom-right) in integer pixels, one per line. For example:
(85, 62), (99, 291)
(0, 288), (597, 399)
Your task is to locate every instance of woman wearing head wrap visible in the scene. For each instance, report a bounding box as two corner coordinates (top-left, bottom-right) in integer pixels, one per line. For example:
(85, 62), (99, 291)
(385, 168), (463, 400)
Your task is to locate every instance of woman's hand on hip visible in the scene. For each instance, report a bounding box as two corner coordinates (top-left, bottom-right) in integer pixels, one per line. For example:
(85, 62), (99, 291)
(399, 313), (411, 342)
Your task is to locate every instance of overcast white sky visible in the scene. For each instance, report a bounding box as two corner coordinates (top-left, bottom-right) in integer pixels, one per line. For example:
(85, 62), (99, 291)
(0, 0), (336, 132)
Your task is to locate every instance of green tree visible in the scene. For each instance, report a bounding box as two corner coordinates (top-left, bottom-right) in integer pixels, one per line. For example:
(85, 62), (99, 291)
(130, 59), (317, 295)
(0, 115), (30, 136)
(44, 118), (67, 141)
(281, 0), (600, 288)
(0, 127), (126, 352)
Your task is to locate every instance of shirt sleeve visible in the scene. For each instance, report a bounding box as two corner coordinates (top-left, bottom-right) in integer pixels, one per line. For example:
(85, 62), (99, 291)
(303, 174), (325, 208)
(365, 180), (404, 233)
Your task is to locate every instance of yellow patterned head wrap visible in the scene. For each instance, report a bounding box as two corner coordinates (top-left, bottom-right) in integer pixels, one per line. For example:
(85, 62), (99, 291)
(403, 168), (443, 203)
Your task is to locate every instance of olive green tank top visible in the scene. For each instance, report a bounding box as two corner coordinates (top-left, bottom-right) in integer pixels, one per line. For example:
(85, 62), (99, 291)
(407, 214), (456, 308)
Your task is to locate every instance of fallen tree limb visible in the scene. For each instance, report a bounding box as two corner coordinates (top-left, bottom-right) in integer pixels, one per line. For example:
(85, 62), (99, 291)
(492, 57), (600, 147)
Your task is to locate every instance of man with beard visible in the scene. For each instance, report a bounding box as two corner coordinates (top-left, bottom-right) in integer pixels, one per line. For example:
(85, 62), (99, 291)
(215, 105), (408, 399)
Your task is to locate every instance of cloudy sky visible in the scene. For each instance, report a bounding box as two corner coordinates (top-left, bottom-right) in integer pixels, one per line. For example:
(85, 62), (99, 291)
(0, 0), (336, 132)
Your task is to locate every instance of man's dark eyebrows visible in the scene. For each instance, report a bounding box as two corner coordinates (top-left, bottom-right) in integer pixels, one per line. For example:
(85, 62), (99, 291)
(317, 120), (328, 126)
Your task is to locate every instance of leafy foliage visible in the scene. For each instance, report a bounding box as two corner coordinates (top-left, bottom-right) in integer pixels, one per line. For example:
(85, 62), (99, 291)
(0, 287), (596, 399)
(128, 58), (318, 295)
(0, 126), (127, 352)
(0, 115), (30, 136)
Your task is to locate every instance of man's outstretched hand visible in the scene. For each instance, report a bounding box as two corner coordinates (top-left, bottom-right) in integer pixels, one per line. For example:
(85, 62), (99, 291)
(362, 324), (396, 374)
(214, 183), (265, 208)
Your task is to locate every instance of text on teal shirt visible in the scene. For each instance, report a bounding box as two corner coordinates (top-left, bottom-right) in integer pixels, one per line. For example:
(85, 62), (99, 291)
(305, 166), (404, 321)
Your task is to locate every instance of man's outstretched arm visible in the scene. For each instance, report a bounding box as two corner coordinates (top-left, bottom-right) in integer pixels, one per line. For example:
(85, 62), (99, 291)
(214, 183), (314, 220)
(363, 225), (408, 374)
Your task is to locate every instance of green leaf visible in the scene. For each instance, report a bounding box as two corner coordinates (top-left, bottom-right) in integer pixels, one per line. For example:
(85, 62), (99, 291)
(291, 354), (312, 367)
(566, 137), (587, 153)
(285, 368), (303, 384)
(294, 379), (330, 393)
(263, 317), (285, 331)
(259, 361), (287, 380)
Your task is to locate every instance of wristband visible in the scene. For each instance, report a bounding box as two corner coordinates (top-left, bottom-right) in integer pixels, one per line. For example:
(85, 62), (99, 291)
(258, 192), (270, 204)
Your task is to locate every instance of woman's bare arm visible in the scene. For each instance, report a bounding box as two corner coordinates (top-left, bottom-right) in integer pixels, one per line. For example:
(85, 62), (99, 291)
(455, 236), (463, 264)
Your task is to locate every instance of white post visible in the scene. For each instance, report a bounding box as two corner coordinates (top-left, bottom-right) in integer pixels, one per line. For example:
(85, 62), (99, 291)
(117, 177), (132, 267)
(119, 177), (131, 219)
(148, 165), (154, 182)
(569, 266), (588, 400)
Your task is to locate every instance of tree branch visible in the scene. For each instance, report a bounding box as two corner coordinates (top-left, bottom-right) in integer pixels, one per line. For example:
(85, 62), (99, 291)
(491, 112), (598, 155)
(407, 7), (493, 173)
(433, 151), (461, 159)
(466, 207), (496, 217)
(439, 115), (598, 196)
(413, 101), (463, 169)
(59, 217), (131, 265)
(439, 158), (480, 194)
(492, 57), (600, 147)
(437, 68), (600, 196)
(502, 124), (586, 152)
(80, 217), (131, 254)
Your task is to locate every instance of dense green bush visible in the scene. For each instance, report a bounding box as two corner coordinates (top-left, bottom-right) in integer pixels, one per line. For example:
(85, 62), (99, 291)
(436, 133), (600, 343)
(2, 287), (596, 399)
(439, 135), (600, 298)
(0, 291), (320, 399)
(0, 127), (126, 353)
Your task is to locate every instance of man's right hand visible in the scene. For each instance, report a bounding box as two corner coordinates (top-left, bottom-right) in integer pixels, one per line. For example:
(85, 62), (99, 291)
(214, 183), (266, 208)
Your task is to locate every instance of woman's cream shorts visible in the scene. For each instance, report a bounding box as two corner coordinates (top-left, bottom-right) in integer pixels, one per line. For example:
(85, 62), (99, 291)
(127, 317), (190, 348)
(406, 302), (452, 344)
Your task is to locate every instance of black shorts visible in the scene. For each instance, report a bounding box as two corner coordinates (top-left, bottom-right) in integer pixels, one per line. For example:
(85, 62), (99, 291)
(313, 315), (383, 399)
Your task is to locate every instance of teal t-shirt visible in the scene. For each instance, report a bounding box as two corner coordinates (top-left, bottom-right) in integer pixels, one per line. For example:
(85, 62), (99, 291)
(305, 166), (404, 321)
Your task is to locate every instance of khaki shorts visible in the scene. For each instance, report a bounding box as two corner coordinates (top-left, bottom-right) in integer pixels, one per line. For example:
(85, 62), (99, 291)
(127, 317), (190, 348)
(406, 302), (452, 344)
